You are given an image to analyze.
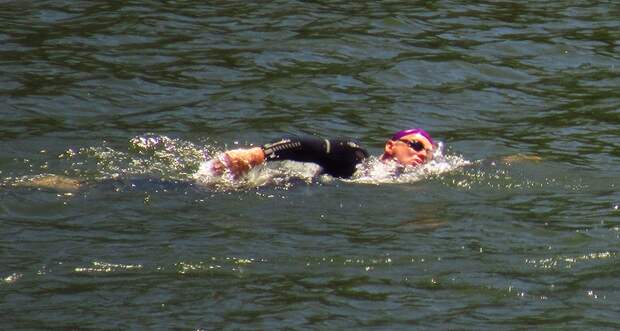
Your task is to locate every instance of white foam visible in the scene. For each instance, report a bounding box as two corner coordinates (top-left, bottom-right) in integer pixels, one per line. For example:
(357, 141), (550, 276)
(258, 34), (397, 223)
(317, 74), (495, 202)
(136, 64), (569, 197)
(350, 142), (470, 184)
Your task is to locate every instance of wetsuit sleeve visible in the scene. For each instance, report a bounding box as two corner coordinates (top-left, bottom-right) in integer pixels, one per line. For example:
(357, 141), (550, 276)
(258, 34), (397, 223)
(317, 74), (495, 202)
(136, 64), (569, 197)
(261, 136), (369, 178)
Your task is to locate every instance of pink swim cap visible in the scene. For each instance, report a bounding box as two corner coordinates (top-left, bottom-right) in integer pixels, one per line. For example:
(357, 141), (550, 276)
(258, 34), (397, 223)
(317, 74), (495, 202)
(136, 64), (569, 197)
(391, 128), (434, 146)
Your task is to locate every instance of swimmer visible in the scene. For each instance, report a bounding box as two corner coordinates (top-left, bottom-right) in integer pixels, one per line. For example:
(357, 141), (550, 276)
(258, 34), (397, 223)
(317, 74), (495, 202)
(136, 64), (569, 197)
(11, 128), (541, 192)
(209, 128), (435, 179)
(10, 128), (434, 192)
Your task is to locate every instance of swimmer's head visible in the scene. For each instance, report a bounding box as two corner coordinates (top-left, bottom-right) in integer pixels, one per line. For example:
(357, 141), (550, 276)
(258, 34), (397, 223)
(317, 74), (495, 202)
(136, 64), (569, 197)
(381, 128), (435, 166)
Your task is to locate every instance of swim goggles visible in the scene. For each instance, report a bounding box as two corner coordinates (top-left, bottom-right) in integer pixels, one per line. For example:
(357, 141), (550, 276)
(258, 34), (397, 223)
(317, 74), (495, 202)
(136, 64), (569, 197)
(400, 139), (428, 152)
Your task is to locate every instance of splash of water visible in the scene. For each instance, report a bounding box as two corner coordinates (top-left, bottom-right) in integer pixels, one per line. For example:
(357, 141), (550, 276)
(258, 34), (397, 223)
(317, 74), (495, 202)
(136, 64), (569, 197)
(193, 159), (323, 190)
(349, 142), (471, 185)
(69, 134), (207, 181)
(2, 134), (207, 189)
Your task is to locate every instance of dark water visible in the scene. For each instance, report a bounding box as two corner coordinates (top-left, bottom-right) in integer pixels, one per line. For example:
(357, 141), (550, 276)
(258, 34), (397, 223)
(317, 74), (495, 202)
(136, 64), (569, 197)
(2, 1), (620, 329)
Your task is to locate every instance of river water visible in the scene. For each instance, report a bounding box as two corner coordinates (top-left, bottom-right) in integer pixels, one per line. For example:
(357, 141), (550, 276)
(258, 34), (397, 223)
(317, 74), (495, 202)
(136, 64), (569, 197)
(2, 1), (620, 329)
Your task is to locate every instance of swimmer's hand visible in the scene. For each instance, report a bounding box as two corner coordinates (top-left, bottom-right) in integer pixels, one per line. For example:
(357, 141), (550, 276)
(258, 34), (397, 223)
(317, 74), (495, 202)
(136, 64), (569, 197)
(501, 154), (542, 164)
(210, 147), (266, 177)
(15, 174), (82, 192)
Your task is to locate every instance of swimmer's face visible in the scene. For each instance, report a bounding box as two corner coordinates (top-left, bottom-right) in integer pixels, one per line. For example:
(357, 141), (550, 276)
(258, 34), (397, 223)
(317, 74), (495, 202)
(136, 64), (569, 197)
(383, 133), (434, 166)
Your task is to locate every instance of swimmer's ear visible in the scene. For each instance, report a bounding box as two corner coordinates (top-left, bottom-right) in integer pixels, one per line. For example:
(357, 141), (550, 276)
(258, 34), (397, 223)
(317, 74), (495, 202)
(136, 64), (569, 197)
(384, 140), (396, 155)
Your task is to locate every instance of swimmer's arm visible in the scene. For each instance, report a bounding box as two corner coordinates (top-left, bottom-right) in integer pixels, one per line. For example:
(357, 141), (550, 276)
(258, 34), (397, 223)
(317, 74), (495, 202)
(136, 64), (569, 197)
(500, 154), (542, 164)
(209, 147), (266, 177)
(15, 174), (83, 192)
(260, 136), (368, 178)
(209, 136), (368, 178)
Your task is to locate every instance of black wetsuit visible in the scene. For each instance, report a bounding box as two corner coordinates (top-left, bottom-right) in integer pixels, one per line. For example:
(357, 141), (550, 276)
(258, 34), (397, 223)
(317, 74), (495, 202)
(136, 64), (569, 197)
(261, 136), (369, 178)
